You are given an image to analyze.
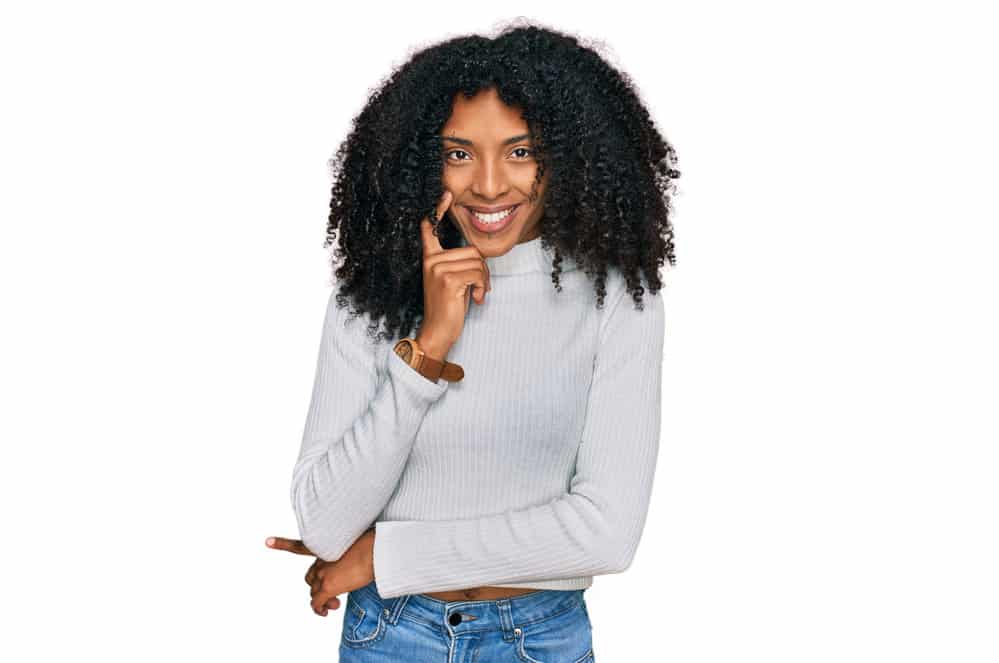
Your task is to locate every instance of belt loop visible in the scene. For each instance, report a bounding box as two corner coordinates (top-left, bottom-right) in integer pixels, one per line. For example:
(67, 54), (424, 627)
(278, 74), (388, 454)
(372, 592), (408, 626)
(497, 598), (516, 642)
(368, 580), (409, 626)
(384, 594), (410, 625)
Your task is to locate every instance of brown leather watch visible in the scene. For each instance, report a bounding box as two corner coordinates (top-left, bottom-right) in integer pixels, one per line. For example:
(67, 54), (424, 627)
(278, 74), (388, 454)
(393, 337), (464, 383)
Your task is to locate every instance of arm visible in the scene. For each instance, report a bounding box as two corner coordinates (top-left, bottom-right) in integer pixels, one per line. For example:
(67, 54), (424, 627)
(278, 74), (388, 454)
(372, 281), (666, 598)
(290, 286), (450, 562)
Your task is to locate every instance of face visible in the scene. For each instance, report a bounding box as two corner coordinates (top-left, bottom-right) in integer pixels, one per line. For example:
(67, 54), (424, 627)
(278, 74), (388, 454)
(440, 87), (549, 255)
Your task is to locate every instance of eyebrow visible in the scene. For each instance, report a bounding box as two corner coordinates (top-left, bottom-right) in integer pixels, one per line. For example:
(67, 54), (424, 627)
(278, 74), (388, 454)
(441, 133), (531, 147)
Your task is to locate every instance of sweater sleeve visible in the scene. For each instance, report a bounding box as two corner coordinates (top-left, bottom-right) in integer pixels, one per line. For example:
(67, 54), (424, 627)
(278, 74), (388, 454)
(290, 287), (450, 562)
(372, 282), (665, 598)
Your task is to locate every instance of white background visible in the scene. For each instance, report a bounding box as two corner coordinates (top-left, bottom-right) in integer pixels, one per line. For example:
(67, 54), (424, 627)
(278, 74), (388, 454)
(1, 1), (996, 661)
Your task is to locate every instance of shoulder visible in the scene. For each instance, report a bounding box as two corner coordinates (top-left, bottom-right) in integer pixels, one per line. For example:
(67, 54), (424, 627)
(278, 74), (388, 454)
(599, 267), (665, 328)
(322, 281), (383, 357)
(593, 267), (666, 364)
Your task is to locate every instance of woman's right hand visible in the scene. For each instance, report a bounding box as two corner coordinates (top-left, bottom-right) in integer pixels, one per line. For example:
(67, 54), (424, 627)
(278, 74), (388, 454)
(416, 190), (491, 359)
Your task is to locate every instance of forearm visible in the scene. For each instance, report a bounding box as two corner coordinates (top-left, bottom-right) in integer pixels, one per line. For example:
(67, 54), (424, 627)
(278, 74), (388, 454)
(291, 348), (449, 561)
(372, 489), (641, 598)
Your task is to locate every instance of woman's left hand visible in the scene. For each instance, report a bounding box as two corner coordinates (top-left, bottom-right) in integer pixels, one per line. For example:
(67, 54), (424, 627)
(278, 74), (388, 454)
(266, 528), (376, 616)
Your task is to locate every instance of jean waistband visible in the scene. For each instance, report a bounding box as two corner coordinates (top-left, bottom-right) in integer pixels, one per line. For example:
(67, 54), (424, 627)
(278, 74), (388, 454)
(357, 580), (586, 634)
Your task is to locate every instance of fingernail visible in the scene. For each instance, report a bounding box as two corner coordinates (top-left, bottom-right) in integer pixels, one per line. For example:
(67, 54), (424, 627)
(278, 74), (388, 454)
(266, 537), (275, 546)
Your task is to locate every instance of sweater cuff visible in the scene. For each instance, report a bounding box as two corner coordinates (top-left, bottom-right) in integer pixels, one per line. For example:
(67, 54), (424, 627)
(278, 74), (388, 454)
(386, 345), (450, 402)
(373, 519), (423, 598)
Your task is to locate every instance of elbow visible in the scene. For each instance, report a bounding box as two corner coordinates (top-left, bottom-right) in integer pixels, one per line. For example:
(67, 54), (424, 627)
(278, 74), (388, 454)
(300, 528), (340, 563)
(290, 476), (343, 562)
(607, 546), (637, 574)
(293, 505), (344, 562)
(595, 528), (641, 575)
(289, 464), (373, 563)
(576, 494), (641, 574)
(599, 546), (635, 575)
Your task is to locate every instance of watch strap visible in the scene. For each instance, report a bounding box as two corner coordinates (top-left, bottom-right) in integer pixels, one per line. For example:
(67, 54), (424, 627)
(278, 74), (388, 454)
(394, 337), (464, 383)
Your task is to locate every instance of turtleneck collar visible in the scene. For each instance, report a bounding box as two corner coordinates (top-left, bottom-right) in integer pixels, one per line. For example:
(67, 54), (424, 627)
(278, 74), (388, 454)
(457, 234), (579, 276)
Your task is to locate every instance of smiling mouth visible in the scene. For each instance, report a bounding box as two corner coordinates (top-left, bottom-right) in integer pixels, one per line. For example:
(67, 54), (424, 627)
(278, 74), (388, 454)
(461, 203), (522, 234)
(465, 204), (519, 219)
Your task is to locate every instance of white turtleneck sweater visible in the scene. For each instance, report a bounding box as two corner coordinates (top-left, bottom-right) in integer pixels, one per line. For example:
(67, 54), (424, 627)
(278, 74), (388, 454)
(290, 235), (666, 599)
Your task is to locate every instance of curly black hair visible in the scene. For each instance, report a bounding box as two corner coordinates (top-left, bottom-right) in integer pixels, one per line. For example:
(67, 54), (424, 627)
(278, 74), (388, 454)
(324, 19), (681, 343)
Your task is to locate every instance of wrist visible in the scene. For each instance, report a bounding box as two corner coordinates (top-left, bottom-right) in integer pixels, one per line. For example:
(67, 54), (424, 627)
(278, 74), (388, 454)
(415, 331), (452, 361)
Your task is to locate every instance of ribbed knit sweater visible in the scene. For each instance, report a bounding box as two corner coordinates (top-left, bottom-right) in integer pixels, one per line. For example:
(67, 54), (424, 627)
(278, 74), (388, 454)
(290, 235), (665, 599)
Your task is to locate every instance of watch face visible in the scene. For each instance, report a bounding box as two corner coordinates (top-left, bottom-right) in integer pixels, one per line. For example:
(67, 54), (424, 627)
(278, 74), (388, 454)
(394, 341), (413, 362)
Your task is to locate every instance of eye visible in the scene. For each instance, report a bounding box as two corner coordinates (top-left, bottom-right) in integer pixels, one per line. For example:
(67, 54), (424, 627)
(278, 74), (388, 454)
(444, 149), (471, 162)
(443, 147), (534, 163)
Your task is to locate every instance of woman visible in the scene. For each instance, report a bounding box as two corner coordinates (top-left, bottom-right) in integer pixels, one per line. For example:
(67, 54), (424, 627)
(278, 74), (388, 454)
(267, 20), (680, 661)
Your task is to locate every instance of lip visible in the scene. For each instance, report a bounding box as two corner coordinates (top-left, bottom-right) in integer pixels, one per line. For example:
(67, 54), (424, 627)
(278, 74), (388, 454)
(463, 203), (522, 234)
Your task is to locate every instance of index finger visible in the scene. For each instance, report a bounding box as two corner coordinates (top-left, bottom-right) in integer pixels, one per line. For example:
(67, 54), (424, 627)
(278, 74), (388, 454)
(265, 536), (314, 556)
(420, 190), (453, 258)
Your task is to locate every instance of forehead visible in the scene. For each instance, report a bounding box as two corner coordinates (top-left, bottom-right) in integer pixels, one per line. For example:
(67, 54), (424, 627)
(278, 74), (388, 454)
(441, 88), (528, 141)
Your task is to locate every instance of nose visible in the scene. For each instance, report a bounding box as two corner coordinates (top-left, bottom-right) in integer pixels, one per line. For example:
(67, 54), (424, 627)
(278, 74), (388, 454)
(470, 159), (511, 201)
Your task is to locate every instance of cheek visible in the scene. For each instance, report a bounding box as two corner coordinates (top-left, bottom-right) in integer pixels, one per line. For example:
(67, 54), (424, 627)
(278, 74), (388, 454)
(526, 177), (547, 207)
(519, 171), (540, 189)
(440, 164), (464, 187)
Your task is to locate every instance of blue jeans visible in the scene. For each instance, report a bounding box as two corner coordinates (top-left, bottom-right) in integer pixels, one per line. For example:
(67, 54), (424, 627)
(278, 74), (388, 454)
(338, 579), (595, 662)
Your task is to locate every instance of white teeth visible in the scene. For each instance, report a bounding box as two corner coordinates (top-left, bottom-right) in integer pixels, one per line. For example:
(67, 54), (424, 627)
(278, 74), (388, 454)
(471, 205), (517, 223)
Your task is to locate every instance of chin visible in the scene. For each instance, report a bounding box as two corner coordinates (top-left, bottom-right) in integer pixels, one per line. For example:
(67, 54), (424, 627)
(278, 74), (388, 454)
(467, 229), (527, 250)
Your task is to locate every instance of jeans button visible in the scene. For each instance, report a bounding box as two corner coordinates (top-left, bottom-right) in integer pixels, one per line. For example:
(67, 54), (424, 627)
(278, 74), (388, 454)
(449, 612), (462, 626)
